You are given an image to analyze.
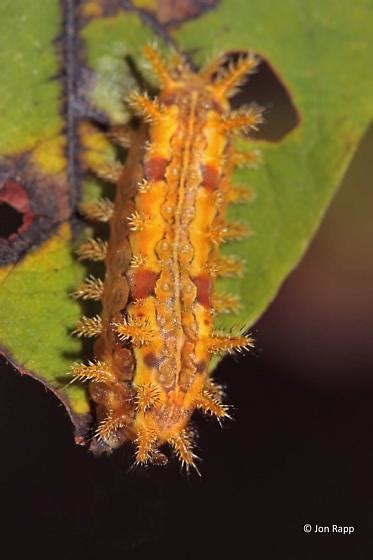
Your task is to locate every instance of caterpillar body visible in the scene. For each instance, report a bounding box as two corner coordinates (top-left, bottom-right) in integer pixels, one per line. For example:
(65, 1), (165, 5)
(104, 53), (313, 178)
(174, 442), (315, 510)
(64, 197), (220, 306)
(71, 46), (262, 470)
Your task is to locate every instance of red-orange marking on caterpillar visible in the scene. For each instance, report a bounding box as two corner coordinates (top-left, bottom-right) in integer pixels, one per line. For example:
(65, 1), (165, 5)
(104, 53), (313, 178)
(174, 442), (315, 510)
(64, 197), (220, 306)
(71, 46), (262, 471)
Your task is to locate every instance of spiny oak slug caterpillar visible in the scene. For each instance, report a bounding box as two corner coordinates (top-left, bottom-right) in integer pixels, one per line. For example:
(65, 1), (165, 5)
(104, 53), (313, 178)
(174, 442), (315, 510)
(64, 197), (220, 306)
(70, 46), (262, 471)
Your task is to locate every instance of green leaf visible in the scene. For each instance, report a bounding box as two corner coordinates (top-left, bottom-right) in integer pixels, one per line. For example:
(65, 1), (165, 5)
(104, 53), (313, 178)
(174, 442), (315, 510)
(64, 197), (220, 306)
(0, 1), (371, 434)
(0, 1), (63, 155)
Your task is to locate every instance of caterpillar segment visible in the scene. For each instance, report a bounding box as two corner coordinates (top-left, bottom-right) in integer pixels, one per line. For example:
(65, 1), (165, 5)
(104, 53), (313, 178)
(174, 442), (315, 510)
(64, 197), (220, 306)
(71, 46), (261, 469)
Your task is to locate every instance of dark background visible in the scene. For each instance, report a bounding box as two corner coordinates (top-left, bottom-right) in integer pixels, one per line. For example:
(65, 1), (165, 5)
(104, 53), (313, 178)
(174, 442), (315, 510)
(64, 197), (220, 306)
(0, 76), (372, 557)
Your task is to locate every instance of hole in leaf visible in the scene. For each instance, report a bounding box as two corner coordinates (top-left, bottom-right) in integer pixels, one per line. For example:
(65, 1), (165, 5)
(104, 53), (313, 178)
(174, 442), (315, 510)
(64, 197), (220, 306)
(0, 202), (24, 239)
(227, 51), (300, 142)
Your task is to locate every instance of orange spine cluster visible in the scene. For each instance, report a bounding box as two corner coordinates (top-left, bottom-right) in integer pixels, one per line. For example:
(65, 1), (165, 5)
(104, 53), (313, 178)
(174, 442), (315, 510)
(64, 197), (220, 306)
(71, 47), (262, 470)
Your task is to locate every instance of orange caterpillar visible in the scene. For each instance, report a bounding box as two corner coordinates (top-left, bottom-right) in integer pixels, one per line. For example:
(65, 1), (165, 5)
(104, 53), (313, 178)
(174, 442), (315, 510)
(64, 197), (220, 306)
(71, 46), (262, 470)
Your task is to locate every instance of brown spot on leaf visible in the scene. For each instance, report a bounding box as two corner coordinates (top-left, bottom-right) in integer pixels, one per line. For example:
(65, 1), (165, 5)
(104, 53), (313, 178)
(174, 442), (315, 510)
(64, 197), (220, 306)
(0, 180), (35, 241)
(89, 0), (218, 27)
(0, 156), (68, 266)
(140, 0), (218, 26)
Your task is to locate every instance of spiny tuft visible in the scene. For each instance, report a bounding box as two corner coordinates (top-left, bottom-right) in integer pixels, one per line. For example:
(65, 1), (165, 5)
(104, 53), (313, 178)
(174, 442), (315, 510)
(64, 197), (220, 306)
(79, 198), (114, 222)
(135, 423), (158, 465)
(168, 429), (199, 473)
(207, 331), (254, 354)
(222, 105), (263, 134)
(92, 162), (123, 184)
(214, 53), (259, 99)
(69, 360), (114, 383)
(208, 255), (245, 278)
(115, 316), (155, 346)
(74, 315), (103, 338)
(77, 238), (107, 261)
(136, 383), (162, 412)
(72, 275), (104, 301)
(96, 412), (127, 442)
(127, 91), (163, 123)
(212, 292), (242, 314)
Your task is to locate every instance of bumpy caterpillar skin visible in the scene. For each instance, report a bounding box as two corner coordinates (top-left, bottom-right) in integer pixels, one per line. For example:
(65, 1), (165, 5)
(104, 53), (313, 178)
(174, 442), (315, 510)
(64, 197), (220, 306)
(72, 47), (262, 470)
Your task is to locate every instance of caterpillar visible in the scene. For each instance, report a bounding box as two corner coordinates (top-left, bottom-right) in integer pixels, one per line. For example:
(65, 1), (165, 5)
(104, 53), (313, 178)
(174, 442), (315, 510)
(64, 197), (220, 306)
(71, 46), (262, 470)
